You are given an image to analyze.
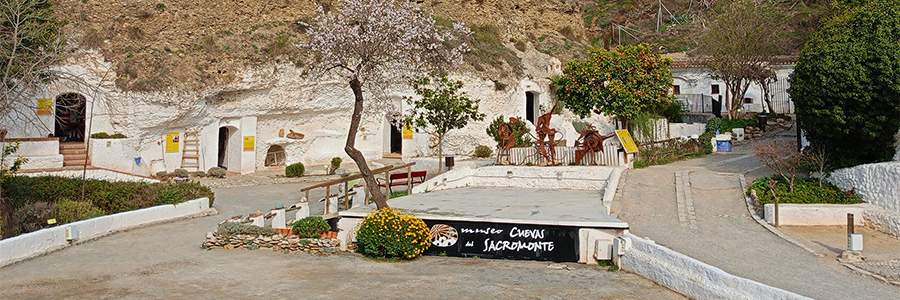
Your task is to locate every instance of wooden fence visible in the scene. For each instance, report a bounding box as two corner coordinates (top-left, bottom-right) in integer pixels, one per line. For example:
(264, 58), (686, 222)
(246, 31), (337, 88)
(503, 138), (625, 166)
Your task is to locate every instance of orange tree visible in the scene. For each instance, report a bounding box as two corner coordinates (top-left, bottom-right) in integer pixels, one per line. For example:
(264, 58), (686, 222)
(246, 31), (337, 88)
(552, 44), (675, 125)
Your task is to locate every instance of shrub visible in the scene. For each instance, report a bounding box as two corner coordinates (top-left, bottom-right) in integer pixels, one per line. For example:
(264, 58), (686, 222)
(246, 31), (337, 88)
(473, 145), (492, 158)
(329, 157), (342, 174)
(291, 216), (331, 238)
(217, 222), (277, 236)
(207, 167), (226, 178)
(355, 208), (431, 260)
(285, 162), (305, 177)
(698, 132), (715, 155)
(486, 115), (532, 148)
(704, 117), (756, 134)
(90, 132), (127, 139)
(172, 169), (189, 178)
(789, 0), (900, 168)
(749, 176), (863, 205)
(57, 199), (105, 224)
(571, 120), (590, 133)
(194, 171), (207, 177)
(11, 201), (57, 235)
(155, 171), (168, 179)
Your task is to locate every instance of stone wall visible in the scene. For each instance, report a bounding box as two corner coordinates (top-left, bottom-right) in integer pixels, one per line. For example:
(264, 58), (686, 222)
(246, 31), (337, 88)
(203, 233), (342, 255)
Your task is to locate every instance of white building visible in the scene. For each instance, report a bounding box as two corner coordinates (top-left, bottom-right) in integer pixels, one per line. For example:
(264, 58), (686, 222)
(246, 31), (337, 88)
(667, 55), (796, 115)
(2, 51), (608, 175)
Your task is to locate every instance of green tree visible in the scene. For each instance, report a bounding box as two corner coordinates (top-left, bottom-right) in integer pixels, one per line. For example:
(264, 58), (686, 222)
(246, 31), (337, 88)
(552, 44), (674, 126)
(789, 0), (900, 168)
(404, 77), (485, 169)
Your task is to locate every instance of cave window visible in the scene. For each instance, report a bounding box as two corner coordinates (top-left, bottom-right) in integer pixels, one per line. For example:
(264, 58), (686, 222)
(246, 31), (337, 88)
(265, 145), (286, 167)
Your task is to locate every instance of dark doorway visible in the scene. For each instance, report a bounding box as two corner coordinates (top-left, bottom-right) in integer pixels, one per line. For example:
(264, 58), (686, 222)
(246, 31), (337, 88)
(54, 93), (86, 141)
(390, 122), (402, 154)
(525, 92), (536, 124)
(217, 127), (229, 168)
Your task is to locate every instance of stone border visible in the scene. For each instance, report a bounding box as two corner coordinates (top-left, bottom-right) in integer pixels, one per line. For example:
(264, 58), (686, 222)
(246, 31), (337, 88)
(762, 203), (867, 226)
(0, 197), (215, 268)
(620, 233), (812, 300)
(736, 174), (823, 257)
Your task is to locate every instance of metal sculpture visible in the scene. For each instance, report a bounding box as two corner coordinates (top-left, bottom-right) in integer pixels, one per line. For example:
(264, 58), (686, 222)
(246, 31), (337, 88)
(574, 125), (616, 165)
(535, 104), (559, 165)
(496, 117), (522, 164)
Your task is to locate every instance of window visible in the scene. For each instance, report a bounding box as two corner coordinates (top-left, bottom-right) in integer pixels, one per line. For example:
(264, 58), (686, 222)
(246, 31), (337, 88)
(672, 85), (681, 95)
(744, 98), (753, 104)
(711, 84), (720, 94)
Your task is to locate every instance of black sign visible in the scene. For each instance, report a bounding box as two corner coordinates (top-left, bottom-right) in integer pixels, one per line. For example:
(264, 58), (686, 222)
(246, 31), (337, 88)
(424, 220), (580, 262)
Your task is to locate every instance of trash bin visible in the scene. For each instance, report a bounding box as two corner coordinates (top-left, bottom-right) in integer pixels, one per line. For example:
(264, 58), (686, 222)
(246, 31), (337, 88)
(445, 155), (455, 169)
(758, 114), (768, 131)
(716, 140), (732, 152)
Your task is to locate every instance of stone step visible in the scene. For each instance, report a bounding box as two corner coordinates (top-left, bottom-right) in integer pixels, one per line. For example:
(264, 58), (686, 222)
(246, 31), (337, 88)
(63, 155), (88, 161)
(59, 143), (86, 150)
(63, 159), (91, 166)
(60, 149), (87, 155)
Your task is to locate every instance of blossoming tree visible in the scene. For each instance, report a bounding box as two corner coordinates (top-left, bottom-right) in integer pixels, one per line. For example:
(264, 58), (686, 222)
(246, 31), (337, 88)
(304, 0), (468, 209)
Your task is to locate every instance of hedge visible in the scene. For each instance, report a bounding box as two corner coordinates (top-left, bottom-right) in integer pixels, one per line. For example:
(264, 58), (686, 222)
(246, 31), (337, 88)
(2, 176), (215, 216)
(748, 175), (863, 205)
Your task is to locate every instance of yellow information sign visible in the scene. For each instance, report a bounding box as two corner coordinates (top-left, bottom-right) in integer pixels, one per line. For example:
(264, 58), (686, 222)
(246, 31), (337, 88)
(402, 125), (413, 139)
(165, 133), (180, 153)
(37, 98), (52, 115)
(243, 136), (255, 151)
(616, 129), (639, 154)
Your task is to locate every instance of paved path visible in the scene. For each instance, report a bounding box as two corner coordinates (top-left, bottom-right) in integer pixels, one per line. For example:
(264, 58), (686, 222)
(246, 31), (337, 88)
(0, 182), (681, 299)
(613, 138), (900, 299)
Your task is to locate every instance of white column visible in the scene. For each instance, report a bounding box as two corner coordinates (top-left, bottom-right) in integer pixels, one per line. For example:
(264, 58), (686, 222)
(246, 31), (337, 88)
(351, 187), (366, 209)
(294, 198), (310, 220)
(270, 208), (287, 229)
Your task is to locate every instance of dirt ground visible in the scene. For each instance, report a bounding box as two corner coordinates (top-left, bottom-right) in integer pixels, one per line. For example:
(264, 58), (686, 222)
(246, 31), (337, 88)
(779, 226), (900, 262)
(0, 183), (683, 299)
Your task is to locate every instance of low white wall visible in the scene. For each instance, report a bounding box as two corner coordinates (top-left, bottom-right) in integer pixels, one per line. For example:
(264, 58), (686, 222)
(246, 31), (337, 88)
(827, 162), (900, 214)
(862, 205), (900, 239)
(14, 139), (59, 156)
(413, 165), (618, 193)
(90, 138), (150, 176)
(0, 197), (211, 268)
(18, 168), (158, 183)
(668, 123), (705, 139)
(7, 139), (64, 170)
(621, 234), (811, 300)
(763, 204), (866, 226)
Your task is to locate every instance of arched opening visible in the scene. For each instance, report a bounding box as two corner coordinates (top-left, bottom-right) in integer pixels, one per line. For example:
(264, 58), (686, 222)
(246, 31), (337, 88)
(54, 93), (86, 141)
(265, 145), (286, 167)
(217, 125), (241, 171)
(525, 91), (537, 124)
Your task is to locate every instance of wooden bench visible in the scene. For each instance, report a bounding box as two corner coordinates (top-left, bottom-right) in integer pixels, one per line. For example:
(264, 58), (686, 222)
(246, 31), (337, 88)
(377, 170), (427, 194)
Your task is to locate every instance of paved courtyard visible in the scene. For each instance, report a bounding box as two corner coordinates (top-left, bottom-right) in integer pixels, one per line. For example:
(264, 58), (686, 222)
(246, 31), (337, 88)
(0, 181), (681, 299)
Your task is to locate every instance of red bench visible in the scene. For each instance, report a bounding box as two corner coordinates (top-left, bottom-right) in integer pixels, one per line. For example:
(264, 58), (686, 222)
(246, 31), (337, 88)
(377, 170), (427, 194)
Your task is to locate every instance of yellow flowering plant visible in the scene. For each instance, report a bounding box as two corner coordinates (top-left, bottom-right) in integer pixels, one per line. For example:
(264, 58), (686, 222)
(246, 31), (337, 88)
(355, 208), (432, 259)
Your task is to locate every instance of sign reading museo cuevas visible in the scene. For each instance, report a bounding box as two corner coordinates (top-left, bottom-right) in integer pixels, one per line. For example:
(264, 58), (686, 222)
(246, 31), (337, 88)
(424, 220), (579, 262)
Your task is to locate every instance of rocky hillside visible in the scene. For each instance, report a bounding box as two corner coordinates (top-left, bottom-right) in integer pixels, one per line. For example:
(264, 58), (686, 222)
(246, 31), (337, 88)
(54, 0), (829, 92)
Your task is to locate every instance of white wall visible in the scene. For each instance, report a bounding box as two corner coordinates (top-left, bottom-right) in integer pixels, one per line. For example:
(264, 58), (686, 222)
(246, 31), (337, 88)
(414, 165), (618, 193)
(668, 123), (705, 139)
(5, 139), (64, 170)
(764, 204), (866, 226)
(0, 197), (209, 267)
(90, 138), (148, 176)
(827, 162), (900, 214)
(620, 234), (812, 300)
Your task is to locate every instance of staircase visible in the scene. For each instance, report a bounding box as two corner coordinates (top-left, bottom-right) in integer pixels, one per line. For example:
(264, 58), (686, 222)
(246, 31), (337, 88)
(181, 131), (201, 171)
(60, 142), (90, 167)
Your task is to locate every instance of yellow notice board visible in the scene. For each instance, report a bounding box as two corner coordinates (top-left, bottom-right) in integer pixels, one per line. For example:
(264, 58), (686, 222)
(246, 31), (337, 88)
(165, 133), (180, 152)
(243, 136), (255, 151)
(37, 98), (52, 115)
(616, 129), (639, 154)
(402, 125), (413, 139)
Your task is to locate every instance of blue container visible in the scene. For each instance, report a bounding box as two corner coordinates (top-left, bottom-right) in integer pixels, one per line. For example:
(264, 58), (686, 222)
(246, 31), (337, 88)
(716, 140), (732, 152)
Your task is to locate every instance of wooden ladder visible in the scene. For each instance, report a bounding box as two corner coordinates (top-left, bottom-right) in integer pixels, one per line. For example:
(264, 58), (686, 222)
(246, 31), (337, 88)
(181, 131), (201, 171)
